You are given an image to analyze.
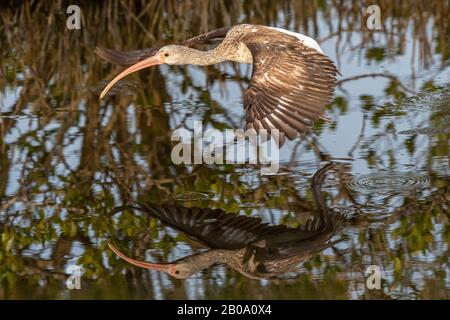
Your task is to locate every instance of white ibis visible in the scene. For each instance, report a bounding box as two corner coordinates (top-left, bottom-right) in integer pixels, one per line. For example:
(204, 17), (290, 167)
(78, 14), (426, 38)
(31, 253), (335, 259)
(98, 24), (339, 142)
(108, 164), (345, 279)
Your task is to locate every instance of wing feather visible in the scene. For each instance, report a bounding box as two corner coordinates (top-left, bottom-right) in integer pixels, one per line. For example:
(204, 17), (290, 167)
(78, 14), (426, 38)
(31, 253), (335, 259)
(242, 28), (338, 140)
(123, 203), (289, 250)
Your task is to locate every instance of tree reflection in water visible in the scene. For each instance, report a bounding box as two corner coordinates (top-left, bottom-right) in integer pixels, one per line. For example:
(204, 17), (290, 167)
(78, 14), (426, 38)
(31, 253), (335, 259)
(0, 1), (449, 299)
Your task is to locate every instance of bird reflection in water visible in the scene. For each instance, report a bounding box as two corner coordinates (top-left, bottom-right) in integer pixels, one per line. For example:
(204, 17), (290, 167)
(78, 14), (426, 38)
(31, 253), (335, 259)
(108, 163), (346, 279)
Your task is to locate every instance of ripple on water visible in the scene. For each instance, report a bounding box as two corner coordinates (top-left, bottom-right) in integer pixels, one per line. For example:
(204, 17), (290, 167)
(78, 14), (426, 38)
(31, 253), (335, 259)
(346, 173), (431, 194)
(169, 191), (218, 201)
(399, 126), (450, 135)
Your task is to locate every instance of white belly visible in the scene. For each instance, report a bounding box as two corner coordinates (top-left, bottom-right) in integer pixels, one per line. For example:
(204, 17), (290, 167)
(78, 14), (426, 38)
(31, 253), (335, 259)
(267, 26), (324, 54)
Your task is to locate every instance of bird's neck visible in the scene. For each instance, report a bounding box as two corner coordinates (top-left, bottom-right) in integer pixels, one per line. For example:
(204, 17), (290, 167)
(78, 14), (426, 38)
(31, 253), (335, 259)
(182, 249), (238, 271)
(183, 47), (228, 66)
(182, 248), (263, 279)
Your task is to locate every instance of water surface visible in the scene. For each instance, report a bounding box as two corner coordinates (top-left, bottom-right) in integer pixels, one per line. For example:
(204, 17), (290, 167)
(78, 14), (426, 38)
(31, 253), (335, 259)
(0, 1), (449, 299)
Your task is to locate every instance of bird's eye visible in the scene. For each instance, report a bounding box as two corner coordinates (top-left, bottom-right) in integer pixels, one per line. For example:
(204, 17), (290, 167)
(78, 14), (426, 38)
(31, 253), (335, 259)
(164, 53), (169, 57)
(175, 270), (180, 274)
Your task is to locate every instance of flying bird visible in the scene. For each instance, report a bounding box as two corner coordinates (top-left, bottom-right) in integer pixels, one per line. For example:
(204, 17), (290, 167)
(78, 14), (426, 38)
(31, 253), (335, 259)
(97, 24), (339, 143)
(108, 163), (345, 279)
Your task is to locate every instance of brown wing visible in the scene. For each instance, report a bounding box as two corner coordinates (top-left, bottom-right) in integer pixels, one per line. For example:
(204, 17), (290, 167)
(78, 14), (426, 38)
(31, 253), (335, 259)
(114, 203), (288, 250)
(96, 27), (231, 65)
(243, 29), (338, 141)
(181, 26), (231, 47)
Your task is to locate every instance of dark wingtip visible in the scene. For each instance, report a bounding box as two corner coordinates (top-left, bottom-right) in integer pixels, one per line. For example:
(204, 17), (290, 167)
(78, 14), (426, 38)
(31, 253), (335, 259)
(320, 114), (333, 123)
(95, 46), (159, 66)
(95, 46), (127, 65)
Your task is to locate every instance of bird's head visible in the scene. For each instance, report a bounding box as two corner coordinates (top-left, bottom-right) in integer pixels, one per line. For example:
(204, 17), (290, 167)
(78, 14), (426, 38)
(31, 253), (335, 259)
(108, 243), (195, 279)
(157, 45), (194, 65)
(165, 262), (196, 279)
(99, 45), (193, 99)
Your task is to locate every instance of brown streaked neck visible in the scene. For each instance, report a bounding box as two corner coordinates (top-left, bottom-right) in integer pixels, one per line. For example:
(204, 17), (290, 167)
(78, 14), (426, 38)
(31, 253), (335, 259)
(178, 248), (264, 279)
(178, 249), (240, 271)
(180, 46), (229, 66)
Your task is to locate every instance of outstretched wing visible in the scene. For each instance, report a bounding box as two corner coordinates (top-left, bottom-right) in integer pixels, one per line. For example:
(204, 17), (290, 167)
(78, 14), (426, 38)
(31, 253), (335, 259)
(117, 203), (289, 250)
(96, 27), (231, 65)
(242, 27), (338, 141)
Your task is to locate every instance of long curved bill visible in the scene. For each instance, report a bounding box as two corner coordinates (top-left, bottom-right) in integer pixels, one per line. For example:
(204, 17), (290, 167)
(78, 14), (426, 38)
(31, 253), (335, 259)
(100, 55), (164, 99)
(108, 243), (172, 272)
